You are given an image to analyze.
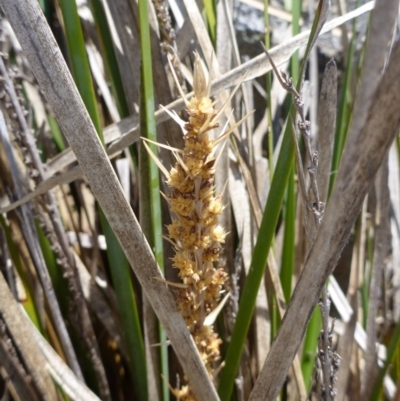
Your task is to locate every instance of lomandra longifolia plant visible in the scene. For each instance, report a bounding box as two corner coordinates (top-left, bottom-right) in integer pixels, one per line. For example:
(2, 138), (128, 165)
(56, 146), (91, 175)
(145, 52), (244, 400)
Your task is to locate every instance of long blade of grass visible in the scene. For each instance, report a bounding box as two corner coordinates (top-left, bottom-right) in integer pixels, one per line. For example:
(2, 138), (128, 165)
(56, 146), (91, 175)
(369, 320), (400, 401)
(61, 1), (147, 399)
(263, 0), (274, 179)
(60, 1), (148, 397)
(218, 112), (295, 401)
(27, 316), (102, 401)
(329, 16), (357, 195)
(316, 59), (337, 205)
(138, 0), (169, 397)
(100, 212), (148, 401)
(59, 3), (142, 399)
(0, 215), (42, 332)
(203, 0), (216, 44)
(59, 0), (103, 143)
(280, 167), (295, 304)
(280, 0), (299, 322)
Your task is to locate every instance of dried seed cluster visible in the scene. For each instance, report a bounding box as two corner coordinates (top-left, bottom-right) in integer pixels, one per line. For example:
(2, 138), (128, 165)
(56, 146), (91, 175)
(165, 53), (228, 399)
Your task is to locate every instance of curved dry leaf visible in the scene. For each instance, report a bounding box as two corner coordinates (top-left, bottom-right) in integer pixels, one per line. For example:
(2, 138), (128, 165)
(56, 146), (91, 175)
(0, 275), (58, 401)
(26, 315), (102, 401)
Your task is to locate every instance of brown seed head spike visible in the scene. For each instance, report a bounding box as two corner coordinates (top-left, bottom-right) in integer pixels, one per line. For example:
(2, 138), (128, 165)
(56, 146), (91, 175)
(147, 51), (247, 401)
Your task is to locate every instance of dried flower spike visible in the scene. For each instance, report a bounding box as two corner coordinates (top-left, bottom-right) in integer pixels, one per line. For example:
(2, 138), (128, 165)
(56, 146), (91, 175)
(161, 52), (232, 399)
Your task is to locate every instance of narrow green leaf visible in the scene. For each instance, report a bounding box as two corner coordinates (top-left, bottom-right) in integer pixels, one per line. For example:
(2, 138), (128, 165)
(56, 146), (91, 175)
(330, 1), (360, 194)
(218, 118), (295, 401)
(289, 0), (301, 82)
(203, 0), (217, 45)
(280, 166), (295, 304)
(280, 0), (300, 306)
(138, 0), (169, 399)
(59, 0), (103, 143)
(60, 2), (147, 397)
(263, 0), (274, 179)
(48, 114), (65, 152)
(301, 308), (321, 389)
(100, 211), (148, 401)
(369, 320), (400, 401)
(0, 215), (42, 332)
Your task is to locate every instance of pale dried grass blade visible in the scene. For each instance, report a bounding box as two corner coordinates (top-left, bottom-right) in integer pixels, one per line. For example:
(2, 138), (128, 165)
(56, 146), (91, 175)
(216, 0), (233, 75)
(142, 140), (171, 178)
(335, 292), (357, 401)
(141, 136), (183, 153)
(26, 315), (102, 401)
(362, 159), (391, 399)
(116, 158), (131, 200)
(2, 2), (219, 400)
(336, 190), (367, 399)
(327, 276), (353, 324)
(103, 0), (140, 112)
(0, 167), (81, 213)
(0, 274), (58, 401)
(316, 59), (337, 204)
(229, 159), (254, 271)
(389, 144), (400, 322)
(210, 2), (374, 97)
(345, 0), (398, 144)
(204, 292), (231, 326)
(86, 42), (120, 122)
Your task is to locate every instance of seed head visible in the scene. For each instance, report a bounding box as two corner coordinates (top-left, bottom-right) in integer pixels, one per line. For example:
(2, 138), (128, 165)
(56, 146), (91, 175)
(158, 53), (241, 401)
